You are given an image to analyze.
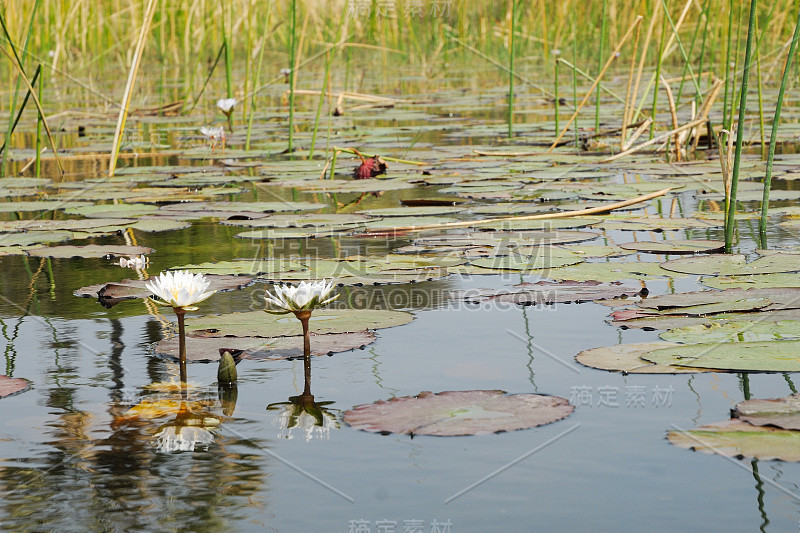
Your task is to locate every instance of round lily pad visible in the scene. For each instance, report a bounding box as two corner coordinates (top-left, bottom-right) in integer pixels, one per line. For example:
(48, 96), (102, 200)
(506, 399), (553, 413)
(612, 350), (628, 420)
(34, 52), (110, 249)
(356, 206), (463, 217)
(26, 244), (154, 259)
(155, 331), (376, 362)
(618, 240), (725, 254)
(660, 253), (800, 276)
(638, 287), (800, 312)
(469, 249), (584, 271)
(343, 390), (574, 436)
(0, 375), (30, 399)
(733, 394), (800, 431)
(643, 341), (800, 372)
(0, 231), (74, 246)
(186, 309), (414, 338)
(544, 261), (678, 282)
(575, 342), (710, 374)
(701, 273), (800, 290)
(64, 203), (159, 218)
(464, 280), (643, 305)
(667, 419), (800, 462)
(74, 275), (254, 306)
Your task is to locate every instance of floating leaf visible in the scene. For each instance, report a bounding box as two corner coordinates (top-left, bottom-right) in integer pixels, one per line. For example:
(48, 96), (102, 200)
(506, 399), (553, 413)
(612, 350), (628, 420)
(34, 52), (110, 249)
(356, 206), (463, 217)
(74, 275), (254, 305)
(733, 394), (800, 431)
(26, 244), (154, 259)
(463, 280), (643, 305)
(660, 321), (800, 344)
(186, 309), (414, 338)
(618, 240), (725, 254)
(343, 390), (574, 436)
(469, 249), (584, 271)
(638, 287), (800, 312)
(667, 420), (800, 462)
(544, 261), (678, 282)
(661, 253), (800, 276)
(701, 273), (800, 290)
(0, 376), (30, 399)
(575, 342), (709, 374)
(643, 341), (800, 372)
(155, 331), (376, 362)
(64, 203), (159, 218)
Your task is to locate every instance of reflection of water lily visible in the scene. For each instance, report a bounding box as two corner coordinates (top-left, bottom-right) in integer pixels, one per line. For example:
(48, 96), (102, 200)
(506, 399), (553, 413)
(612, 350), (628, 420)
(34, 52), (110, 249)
(145, 270), (215, 311)
(264, 279), (338, 314)
(268, 393), (339, 442)
(118, 255), (148, 269)
(153, 404), (220, 453)
(155, 424), (215, 452)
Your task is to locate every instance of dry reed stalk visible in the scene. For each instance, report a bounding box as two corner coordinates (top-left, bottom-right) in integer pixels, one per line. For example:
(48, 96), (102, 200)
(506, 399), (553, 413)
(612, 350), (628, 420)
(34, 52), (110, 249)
(629, 9), (661, 124)
(108, 0), (158, 177)
(660, 76), (681, 160)
(690, 77), (724, 151)
(622, 117), (653, 151)
(602, 118), (707, 162)
(548, 15), (643, 151)
(353, 189), (673, 237)
(621, 20), (642, 148)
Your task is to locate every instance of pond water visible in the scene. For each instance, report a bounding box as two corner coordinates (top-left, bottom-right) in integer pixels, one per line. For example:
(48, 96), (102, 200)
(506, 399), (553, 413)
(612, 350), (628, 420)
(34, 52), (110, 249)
(2, 68), (800, 533)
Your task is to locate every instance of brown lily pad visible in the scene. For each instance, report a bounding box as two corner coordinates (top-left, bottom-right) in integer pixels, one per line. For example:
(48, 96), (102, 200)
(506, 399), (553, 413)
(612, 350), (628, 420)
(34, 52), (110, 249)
(343, 390), (574, 436)
(154, 331), (376, 362)
(0, 375), (30, 398)
(462, 280), (644, 306)
(27, 244), (155, 259)
(733, 394), (800, 431)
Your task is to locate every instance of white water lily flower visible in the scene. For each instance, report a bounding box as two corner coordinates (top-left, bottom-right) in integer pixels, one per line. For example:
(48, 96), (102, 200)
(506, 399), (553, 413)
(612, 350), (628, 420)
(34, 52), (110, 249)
(199, 125), (225, 141)
(145, 270), (216, 310)
(216, 98), (237, 114)
(265, 279), (338, 314)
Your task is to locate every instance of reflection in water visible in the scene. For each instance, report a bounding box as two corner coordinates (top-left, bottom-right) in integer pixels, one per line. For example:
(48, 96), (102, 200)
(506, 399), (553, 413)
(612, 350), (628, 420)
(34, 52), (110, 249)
(267, 392), (340, 442)
(153, 404), (220, 452)
(751, 459), (770, 533)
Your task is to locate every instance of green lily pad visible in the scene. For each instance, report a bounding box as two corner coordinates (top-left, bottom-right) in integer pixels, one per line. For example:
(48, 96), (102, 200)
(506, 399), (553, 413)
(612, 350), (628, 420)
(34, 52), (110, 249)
(480, 217), (597, 231)
(222, 213), (370, 228)
(155, 331), (377, 362)
(64, 203), (160, 218)
(74, 275), (254, 306)
(638, 287), (800, 312)
(661, 253), (800, 276)
(463, 280), (643, 305)
(618, 240), (725, 254)
(667, 419), (800, 462)
(129, 218), (192, 232)
(356, 206), (463, 217)
(276, 178), (415, 192)
(0, 201), (89, 213)
(701, 273), (800, 289)
(660, 321), (800, 344)
(26, 244), (154, 259)
(343, 390), (574, 436)
(186, 308), (414, 338)
(575, 342), (710, 374)
(643, 341), (800, 372)
(0, 231), (74, 246)
(544, 261), (679, 282)
(733, 394), (800, 431)
(469, 249), (584, 271)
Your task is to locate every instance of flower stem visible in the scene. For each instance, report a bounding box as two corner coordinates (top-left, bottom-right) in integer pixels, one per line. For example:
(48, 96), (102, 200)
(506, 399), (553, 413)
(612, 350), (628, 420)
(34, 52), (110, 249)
(174, 307), (188, 385)
(296, 310), (312, 396)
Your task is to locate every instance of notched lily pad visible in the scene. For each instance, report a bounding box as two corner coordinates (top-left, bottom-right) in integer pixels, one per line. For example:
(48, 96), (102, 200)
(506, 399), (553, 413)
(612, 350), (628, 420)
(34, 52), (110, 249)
(660, 320), (800, 344)
(26, 244), (154, 259)
(667, 420), (800, 462)
(0, 375), (30, 399)
(343, 390), (574, 436)
(155, 331), (376, 362)
(661, 253), (800, 276)
(575, 342), (711, 374)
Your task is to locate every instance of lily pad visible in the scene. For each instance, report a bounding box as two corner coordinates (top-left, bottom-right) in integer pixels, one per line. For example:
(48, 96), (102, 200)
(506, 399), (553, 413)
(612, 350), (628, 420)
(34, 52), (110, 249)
(618, 240), (725, 254)
(155, 331), (376, 362)
(186, 309), (414, 338)
(463, 280), (643, 305)
(701, 273), (800, 290)
(643, 341), (800, 372)
(0, 231), (75, 246)
(64, 203), (159, 218)
(575, 342), (710, 374)
(544, 261), (678, 282)
(469, 249), (584, 271)
(356, 206), (463, 217)
(667, 420), (800, 462)
(638, 287), (800, 312)
(343, 390), (574, 436)
(733, 394), (800, 431)
(660, 253), (800, 276)
(660, 321), (800, 344)
(74, 275), (254, 305)
(26, 244), (154, 259)
(0, 375), (30, 398)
